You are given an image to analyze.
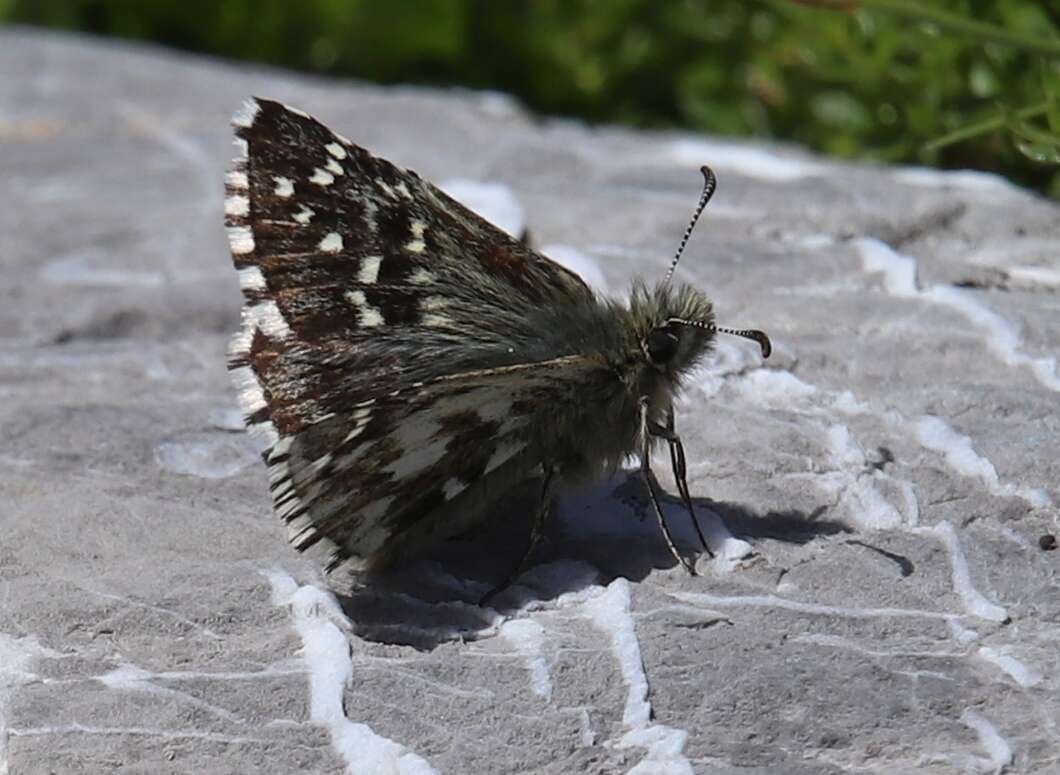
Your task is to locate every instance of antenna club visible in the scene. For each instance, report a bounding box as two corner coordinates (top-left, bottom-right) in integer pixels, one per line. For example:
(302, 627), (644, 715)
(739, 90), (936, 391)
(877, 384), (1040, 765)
(664, 165), (719, 285)
(716, 326), (772, 358)
(668, 318), (772, 358)
(700, 165), (716, 190)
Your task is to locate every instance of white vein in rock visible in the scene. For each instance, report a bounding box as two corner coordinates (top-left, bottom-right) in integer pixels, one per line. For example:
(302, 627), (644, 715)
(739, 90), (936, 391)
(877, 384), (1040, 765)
(818, 423), (917, 529)
(266, 569), (439, 775)
(8, 724), (268, 744)
(672, 591), (956, 621)
(1, 634), (59, 775)
(857, 237), (1060, 393)
(914, 415), (1051, 508)
(959, 709), (1013, 773)
(584, 579), (694, 775)
(694, 347), (922, 533)
(499, 618), (552, 700)
(977, 646), (1043, 688)
(95, 664), (244, 724)
(914, 523), (1008, 623)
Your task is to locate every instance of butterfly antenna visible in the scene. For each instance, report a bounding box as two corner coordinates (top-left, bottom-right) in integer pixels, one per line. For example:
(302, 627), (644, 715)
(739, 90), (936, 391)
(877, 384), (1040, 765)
(665, 165), (718, 285)
(668, 317), (772, 358)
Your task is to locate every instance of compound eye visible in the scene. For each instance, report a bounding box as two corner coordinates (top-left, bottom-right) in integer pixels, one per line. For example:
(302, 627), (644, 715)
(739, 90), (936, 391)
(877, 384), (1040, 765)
(646, 326), (680, 365)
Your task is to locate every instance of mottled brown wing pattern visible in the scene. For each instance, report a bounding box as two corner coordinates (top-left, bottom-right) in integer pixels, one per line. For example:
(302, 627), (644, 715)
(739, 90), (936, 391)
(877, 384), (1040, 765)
(226, 98), (595, 439)
(224, 98), (606, 570)
(265, 356), (604, 570)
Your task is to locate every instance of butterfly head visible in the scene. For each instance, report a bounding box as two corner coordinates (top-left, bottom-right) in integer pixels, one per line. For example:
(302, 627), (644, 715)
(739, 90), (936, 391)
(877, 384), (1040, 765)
(632, 281), (717, 376)
(633, 164), (772, 379)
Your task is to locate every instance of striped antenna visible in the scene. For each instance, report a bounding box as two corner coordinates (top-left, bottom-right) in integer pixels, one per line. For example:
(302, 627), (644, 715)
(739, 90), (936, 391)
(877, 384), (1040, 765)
(667, 317), (772, 358)
(664, 165), (717, 285)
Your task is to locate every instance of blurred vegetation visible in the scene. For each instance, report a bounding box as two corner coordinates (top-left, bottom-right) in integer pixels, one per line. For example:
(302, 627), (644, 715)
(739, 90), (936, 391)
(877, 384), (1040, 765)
(3, 0), (1059, 197)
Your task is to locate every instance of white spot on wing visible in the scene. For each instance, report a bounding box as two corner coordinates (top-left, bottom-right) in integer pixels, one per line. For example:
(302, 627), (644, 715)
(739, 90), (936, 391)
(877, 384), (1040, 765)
(273, 176), (295, 197)
(227, 226), (255, 255)
(421, 301), (451, 326)
(230, 365), (266, 414)
(405, 220), (427, 253)
(225, 170), (248, 190)
(293, 204), (315, 224)
(363, 199), (379, 233)
(422, 312), (452, 327)
(376, 179), (397, 199)
(245, 300), (292, 340)
(394, 181), (413, 200)
(232, 99), (260, 128)
(319, 232), (343, 253)
(325, 158), (344, 175)
(325, 142), (347, 160)
(344, 291), (384, 328)
(310, 168), (335, 186)
(225, 195), (249, 217)
(341, 405), (375, 445)
(443, 478), (466, 500)
(409, 268), (435, 285)
(358, 255), (382, 284)
(360, 307), (384, 327)
(238, 266), (267, 292)
(422, 296), (447, 311)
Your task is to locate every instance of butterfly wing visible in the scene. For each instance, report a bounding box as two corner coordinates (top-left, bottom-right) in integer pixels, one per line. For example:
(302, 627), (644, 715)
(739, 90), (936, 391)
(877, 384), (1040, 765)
(264, 356), (609, 570)
(225, 98), (612, 569)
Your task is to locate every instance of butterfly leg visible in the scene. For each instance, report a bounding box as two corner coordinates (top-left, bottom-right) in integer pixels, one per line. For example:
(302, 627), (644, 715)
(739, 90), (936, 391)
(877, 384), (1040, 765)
(660, 407), (714, 558)
(480, 464), (556, 606)
(639, 398), (697, 576)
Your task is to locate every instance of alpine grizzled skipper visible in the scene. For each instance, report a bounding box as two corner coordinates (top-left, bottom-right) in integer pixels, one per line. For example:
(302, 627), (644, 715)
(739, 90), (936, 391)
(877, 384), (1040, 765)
(225, 98), (771, 597)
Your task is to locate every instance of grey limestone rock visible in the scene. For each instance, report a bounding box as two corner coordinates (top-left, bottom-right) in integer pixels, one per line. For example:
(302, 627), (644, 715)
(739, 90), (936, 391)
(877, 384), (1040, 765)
(2, 28), (1058, 775)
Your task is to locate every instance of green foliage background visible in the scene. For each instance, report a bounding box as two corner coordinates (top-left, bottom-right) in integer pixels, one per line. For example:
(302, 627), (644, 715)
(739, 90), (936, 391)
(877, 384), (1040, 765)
(4, 0), (1059, 197)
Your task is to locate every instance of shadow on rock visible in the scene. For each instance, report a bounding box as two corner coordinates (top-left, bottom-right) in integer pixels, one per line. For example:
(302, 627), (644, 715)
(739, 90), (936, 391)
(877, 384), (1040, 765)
(708, 500), (850, 544)
(333, 472), (842, 649)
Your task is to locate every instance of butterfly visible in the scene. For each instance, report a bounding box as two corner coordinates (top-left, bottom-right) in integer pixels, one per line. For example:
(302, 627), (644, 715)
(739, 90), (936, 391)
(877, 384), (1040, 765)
(225, 97), (771, 597)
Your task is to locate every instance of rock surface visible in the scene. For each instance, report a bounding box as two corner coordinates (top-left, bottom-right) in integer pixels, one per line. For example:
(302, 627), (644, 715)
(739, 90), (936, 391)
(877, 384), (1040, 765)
(2, 28), (1059, 775)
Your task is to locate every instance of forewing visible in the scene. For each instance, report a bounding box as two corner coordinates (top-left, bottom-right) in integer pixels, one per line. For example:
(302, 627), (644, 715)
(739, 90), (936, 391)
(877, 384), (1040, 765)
(226, 97), (595, 442)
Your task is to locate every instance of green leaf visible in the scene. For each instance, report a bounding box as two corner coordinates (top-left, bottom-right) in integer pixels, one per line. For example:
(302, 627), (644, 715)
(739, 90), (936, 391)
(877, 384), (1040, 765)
(1010, 119), (1060, 165)
(1016, 140), (1060, 164)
